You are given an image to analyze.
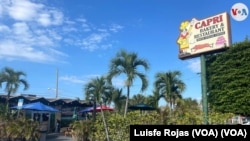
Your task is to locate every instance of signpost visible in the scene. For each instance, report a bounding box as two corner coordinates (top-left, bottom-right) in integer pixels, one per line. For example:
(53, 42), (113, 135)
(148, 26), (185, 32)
(177, 12), (232, 60)
(17, 98), (23, 117)
(176, 12), (232, 124)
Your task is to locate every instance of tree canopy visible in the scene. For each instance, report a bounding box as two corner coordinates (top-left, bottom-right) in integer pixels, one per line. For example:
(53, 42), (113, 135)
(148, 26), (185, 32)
(107, 49), (149, 117)
(207, 38), (250, 115)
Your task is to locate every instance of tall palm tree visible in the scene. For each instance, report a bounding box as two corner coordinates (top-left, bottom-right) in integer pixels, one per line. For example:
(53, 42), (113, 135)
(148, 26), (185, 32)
(84, 76), (112, 141)
(84, 76), (112, 121)
(107, 49), (149, 117)
(0, 67), (29, 112)
(154, 71), (185, 115)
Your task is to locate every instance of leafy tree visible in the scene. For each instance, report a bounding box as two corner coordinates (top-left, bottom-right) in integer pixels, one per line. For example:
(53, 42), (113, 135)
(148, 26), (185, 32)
(107, 49), (149, 117)
(154, 71), (185, 115)
(207, 39), (250, 115)
(0, 67), (29, 112)
(209, 111), (234, 125)
(172, 98), (202, 124)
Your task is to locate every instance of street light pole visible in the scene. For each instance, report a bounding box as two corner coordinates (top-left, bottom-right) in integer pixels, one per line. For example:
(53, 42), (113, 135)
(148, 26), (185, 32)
(56, 68), (59, 99)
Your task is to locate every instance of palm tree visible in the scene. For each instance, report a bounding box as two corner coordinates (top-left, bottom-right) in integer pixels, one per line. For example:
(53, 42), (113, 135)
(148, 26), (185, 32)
(22, 118), (40, 141)
(111, 88), (126, 113)
(5, 117), (40, 141)
(146, 90), (161, 109)
(130, 94), (146, 105)
(84, 76), (112, 121)
(0, 67), (29, 112)
(154, 71), (185, 115)
(107, 49), (149, 117)
(84, 76), (112, 141)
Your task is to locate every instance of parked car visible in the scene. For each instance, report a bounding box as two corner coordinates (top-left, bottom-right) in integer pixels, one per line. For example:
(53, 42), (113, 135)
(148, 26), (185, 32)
(242, 117), (250, 125)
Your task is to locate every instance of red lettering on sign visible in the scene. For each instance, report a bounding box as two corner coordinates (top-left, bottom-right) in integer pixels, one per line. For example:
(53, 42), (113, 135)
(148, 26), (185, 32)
(195, 15), (223, 29)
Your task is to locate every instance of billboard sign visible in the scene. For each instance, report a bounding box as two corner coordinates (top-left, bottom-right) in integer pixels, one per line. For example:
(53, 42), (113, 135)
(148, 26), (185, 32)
(177, 12), (232, 60)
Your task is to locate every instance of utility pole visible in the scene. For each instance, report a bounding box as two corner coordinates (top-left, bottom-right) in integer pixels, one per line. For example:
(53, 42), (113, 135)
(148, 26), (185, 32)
(56, 68), (59, 99)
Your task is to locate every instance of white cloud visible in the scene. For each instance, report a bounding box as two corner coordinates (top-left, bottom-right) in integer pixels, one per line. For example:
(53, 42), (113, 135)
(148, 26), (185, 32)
(60, 74), (125, 89)
(98, 28), (107, 32)
(60, 76), (86, 84)
(12, 22), (32, 38)
(49, 48), (68, 58)
(82, 23), (91, 32)
(0, 0), (65, 63)
(50, 10), (64, 25)
(63, 26), (77, 32)
(37, 12), (51, 26)
(48, 30), (62, 41)
(0, 24), (10, 32)
(4, 0), (63, 26)
(82, 33), (110, 51)
(36, 35), (54, 46)
(187, 58), (201, 73)
(7, 0), (43, 21)
(111, 78), (125, 88)
(101, 44), (112, 50)
(109, 24), (124, 33)
(0, 40), (55, 62)
(60, 74), (100, 84)
(0, 0), (123, 63)
(0, 4), (3, 17)
(37, 10), (63, 26)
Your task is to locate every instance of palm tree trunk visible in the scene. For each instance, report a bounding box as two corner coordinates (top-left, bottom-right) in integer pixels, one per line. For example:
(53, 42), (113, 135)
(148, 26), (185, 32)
(124, 86), (130, 117)
(93, 97), (97, 122)
(169, 96), (172, 117)
(6, 91), (11, 117)
(100, 105), (110, 141)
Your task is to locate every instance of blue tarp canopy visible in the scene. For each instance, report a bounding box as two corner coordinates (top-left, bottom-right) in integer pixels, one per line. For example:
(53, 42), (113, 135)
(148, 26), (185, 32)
(11, 102), (59, 112)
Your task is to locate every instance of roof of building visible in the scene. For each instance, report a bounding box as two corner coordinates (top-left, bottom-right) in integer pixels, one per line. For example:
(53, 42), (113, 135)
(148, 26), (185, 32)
(0, 94), (91, 107)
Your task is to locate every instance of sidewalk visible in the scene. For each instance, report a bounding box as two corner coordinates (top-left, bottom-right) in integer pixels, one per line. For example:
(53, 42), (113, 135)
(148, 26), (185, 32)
(46, 133), (73, 141)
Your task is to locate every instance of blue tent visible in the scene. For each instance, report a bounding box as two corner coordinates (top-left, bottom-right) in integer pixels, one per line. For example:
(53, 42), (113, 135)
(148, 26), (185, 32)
(11, 102), (59, 112)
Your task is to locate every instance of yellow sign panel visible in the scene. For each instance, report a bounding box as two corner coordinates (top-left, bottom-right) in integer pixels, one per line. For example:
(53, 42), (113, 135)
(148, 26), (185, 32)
(177, 12), (232, 60)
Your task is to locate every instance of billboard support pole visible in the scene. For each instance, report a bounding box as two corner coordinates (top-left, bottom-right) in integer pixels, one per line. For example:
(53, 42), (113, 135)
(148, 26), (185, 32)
(200, 54), (209, 124)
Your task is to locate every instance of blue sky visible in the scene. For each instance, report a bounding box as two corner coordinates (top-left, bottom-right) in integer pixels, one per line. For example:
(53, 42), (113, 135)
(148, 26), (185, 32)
(0, 0), (249, 106)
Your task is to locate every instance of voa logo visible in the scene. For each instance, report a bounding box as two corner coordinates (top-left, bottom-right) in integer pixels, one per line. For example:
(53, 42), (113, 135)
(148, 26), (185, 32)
(231, 3), (248, 21)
